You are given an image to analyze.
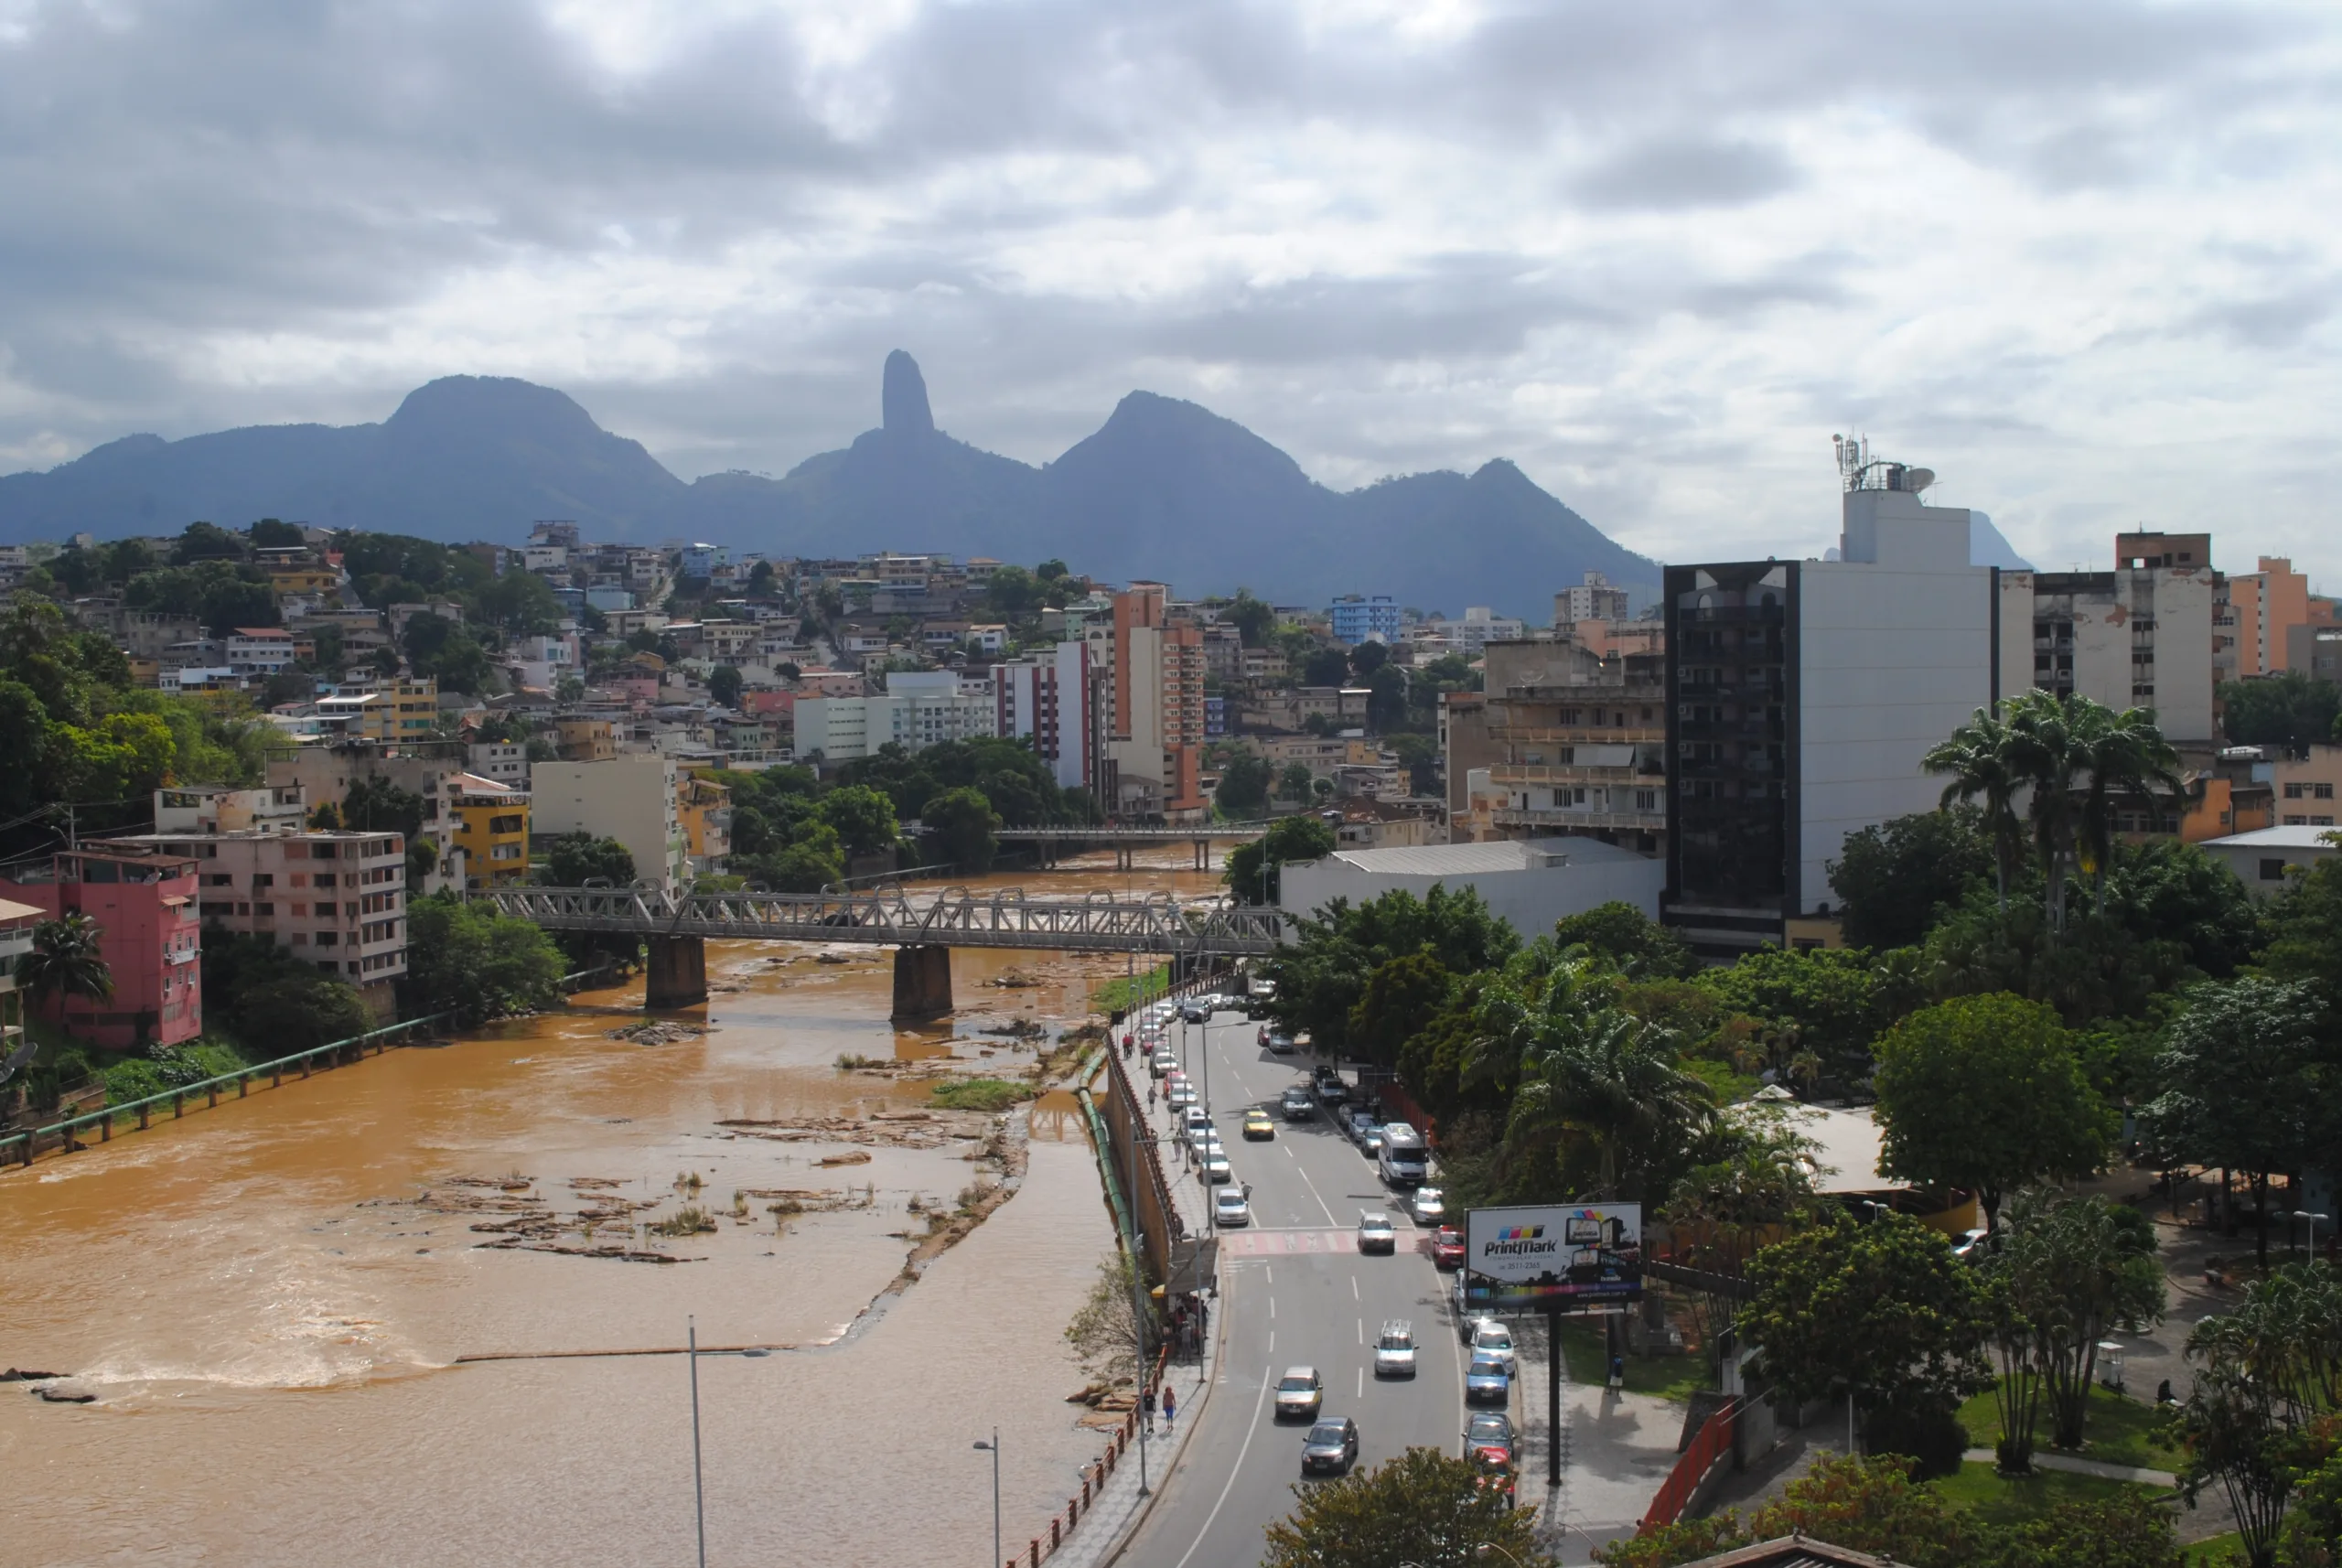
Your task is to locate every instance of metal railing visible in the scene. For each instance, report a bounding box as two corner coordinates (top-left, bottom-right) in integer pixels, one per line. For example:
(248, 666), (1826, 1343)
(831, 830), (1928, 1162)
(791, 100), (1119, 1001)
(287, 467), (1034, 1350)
(486, 886), (1289, 956)
(993, 822), (1277, 842)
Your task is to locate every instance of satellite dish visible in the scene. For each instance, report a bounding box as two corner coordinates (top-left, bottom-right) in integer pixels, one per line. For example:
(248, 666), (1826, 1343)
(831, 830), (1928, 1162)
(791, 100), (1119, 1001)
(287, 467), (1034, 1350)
(1906, 467), (1936, 492)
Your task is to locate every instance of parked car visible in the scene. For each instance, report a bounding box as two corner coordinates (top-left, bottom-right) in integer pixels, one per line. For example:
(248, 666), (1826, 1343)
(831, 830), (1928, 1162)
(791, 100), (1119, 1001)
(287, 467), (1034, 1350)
(1280, 1087), (1315, 1121)
(1950, 1227), (1992, 1262)
(1361, 1125), (1384, 1158)
(1214, 1188), (1252, 1226)
(1466, 1412), (1518, 1466)
(1466, 1318), (1516, 1372)
(1374, 1321), (1417, 1379)
(1431, 1226), (1466, 1270)
(1166, 1081), (1198, 1109)
(1147, 1051), (1175, 1079)
(1358, 1212), (1398, 1254)
(1265, 1032), (1295, 1054)
(1256, 1024), (1272, 1047)
(1200, 1152), (1233, 1184)
(1181, 1106), (1212, 1138)
(1314, 1069), (1348, 1108)
(1410, 1187), (1446, 1225)
(1465, 1356), (1511, 1404)
(1302, 1417), (1360, 1475)
(1346, 1108), (1377, 1145)
(1243, 1110), (1275, 1140)
(1274, 1366), (1323, 1420)
(1474, 1448), (1518, 1511)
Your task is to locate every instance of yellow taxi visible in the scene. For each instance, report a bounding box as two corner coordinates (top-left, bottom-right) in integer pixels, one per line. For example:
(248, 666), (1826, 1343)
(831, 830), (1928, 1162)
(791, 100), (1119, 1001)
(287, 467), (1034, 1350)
(1242, 1109), (1276, 1141)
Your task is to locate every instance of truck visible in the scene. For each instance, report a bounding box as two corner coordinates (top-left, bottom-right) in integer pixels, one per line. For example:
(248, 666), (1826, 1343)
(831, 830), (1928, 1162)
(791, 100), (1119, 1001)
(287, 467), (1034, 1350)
(1377, 1122), (1429, 1187)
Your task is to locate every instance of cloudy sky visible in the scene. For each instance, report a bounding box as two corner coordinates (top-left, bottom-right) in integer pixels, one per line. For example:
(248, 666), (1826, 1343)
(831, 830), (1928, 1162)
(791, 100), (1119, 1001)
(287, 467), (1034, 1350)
(0, 0), (2337, 579)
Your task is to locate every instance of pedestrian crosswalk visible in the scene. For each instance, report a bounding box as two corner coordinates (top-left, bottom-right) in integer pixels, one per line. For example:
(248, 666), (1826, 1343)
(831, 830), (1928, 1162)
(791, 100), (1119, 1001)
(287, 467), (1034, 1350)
(1217, 1227), (1367, 1258)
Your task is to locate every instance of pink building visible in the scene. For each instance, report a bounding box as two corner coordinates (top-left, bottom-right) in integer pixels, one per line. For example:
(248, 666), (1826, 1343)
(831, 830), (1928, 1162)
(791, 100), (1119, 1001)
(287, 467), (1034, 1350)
(0, 847), (202, 1049)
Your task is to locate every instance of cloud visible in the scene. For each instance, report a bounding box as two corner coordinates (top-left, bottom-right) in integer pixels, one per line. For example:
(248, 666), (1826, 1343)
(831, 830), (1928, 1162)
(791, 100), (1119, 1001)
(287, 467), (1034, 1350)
(0, 0), (2334, 586)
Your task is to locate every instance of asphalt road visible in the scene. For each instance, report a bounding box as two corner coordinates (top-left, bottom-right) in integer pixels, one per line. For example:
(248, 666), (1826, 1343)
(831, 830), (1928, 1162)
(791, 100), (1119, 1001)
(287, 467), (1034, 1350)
(1115, 1010), (1493, 1568)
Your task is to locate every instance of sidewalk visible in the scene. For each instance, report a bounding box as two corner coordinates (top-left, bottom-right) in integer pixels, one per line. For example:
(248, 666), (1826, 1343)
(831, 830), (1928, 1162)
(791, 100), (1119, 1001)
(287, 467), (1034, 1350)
(1960, 1447), (2175, 1486)
(1043, 1245), (1224, 1568)
(1510, 1316), (1687, 1564)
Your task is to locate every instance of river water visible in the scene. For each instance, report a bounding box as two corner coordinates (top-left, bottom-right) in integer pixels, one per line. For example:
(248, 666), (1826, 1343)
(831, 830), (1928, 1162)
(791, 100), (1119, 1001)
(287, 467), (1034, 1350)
(0, 857), (1217, 1568)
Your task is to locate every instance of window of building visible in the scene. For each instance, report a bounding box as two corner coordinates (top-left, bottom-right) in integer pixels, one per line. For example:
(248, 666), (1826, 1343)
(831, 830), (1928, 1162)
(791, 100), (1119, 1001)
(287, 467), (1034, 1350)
(2317, 816), (2337, 827)
(317, 931), (338, 946)
(206, 873), (233, 886)
(2261, 858), (2289, 881)
(2318, 783), (2337, 800)
(2286, 783), (2306, 799)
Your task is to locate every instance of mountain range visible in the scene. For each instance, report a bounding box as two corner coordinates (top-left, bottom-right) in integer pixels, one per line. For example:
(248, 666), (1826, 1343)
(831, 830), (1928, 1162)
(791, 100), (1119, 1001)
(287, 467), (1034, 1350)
(0, 351), (1661, 618)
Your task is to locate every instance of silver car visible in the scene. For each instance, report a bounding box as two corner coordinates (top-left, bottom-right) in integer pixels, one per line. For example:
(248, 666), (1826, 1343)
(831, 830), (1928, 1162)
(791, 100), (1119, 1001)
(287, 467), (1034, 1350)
(1358, 1212), (1397, 1254)
(1410, 1187), (1446, 1225)
(1274, 1366), (1323, 1420)
(1374, 1321), (1417, 1378)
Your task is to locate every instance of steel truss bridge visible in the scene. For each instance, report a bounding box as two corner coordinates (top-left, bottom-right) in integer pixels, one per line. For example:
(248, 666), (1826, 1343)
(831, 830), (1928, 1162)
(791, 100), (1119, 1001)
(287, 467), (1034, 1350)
(486, 885), (1288, 957)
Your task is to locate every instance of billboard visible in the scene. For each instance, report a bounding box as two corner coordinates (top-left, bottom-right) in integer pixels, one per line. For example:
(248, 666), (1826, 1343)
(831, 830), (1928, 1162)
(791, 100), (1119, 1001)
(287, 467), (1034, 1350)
(1462, 1203), (1643, 1308)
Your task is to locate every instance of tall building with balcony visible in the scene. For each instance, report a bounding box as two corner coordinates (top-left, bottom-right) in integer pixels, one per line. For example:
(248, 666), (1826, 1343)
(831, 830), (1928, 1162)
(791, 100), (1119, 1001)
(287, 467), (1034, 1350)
(1664, 462), (1995, 959)
(448, 774), (532, 888)
(0, 846), (204, 1048)
(118, 829), (410, 1014)
(992, 641), (1094, 792)
(1455, 638), (1667, 853)
(1104, 583), (1207, 821)
(1993, 531), (2218, 751)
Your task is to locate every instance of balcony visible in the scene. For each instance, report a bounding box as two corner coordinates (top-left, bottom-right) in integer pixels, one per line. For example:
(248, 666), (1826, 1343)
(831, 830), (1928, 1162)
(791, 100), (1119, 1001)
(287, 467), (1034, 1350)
(1490, 764), (1652, 785)
(1488, 808), (1667, 832)
(1485, 725), (1665, 745)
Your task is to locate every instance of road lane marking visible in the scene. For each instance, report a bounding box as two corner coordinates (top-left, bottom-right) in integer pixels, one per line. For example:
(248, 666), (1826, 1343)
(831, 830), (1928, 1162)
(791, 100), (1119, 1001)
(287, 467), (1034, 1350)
(1352, 1276), (1359, 1301)
(1357, 1318), (1363, 1344)
(1265, 1266), (1273, 1286)
(1289, 1154), (1339, 1227)
(1270, 1298), (1275, 1319)
(1269, 1331), (1274, 1352)
(1358, 1366), (1364, 1397)
(1171, 1364), (1274, 1568)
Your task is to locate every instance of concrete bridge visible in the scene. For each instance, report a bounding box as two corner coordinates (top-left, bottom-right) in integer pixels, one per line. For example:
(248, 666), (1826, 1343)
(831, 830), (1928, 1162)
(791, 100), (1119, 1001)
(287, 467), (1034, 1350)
(994, 821), (1276, 870)
(486, 886), (1286, 1016)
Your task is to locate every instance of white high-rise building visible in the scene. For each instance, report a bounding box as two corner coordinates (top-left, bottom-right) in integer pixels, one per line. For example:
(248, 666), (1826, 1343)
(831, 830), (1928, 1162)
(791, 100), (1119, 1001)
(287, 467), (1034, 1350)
(992, 642), (1094, 792)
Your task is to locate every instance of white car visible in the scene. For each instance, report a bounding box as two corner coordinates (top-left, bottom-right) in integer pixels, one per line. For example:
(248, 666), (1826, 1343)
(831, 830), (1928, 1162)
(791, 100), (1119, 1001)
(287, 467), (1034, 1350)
(1274, 1366), (1323, 1420)
(1167, 1082), (1198, 1109)
(1467, 1318), (1516, 1373)
(1214, 1188), (1252, 1226)
(1410, 1187), (1446, 1225)
(1374, 1321), (1417, 1378)
(1358, 1212), (1398, 1254)
(1181, 1107), (1212, 1138)
(1200, 1152), (1233, 1184)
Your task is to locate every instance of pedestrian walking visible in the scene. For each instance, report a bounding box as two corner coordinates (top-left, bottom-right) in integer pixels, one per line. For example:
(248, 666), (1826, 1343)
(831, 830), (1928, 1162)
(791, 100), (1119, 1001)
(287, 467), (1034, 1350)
(1147, 1085), (1156, 1112)
(1162, 1384), (1176, 1431)
(1143, 1386), (1156, 1434)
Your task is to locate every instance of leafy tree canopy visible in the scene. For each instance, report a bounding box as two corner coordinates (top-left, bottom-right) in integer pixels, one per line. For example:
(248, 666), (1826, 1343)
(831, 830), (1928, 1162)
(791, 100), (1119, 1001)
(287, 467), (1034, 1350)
(1260, 1445), (1549, 1568)
(1224, 813), (1335, 906)
(545, 832), (636, 886)
(2220, 671), (2342, 752)
(1828, 806), (1996, 950)
(403, 893), (567, 1025)
(1551, 901), (1697, 979)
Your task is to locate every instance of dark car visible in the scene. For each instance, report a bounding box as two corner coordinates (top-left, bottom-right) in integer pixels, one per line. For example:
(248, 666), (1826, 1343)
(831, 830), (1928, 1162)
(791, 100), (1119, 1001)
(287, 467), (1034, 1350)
(1280, 1087), (1316, 1122)
(1179, 1002), (1208, 1025)
(1465, 1356), (1511, 1404)
(1466, 1412), (1518, 1465)
(1431, 1226), (1466, 1270)
(1302, 1417), (1360, 1475)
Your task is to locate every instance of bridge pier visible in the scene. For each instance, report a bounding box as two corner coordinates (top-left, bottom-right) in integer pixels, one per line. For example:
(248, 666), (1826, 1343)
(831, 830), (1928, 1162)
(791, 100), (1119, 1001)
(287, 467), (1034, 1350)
(891, 944), (953, 1020)
(645, 935), (708, 1009)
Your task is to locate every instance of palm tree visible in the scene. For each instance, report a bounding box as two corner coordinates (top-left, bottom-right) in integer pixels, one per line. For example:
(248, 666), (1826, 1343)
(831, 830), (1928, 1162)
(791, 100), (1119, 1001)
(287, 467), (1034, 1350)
(2001, 689), (2091, 934)
(1923, 706), (2025, 909)
(2073, 705), (2186, 915)
(1500, 963), (1710, 1197)
(16, 912), (115, 1015)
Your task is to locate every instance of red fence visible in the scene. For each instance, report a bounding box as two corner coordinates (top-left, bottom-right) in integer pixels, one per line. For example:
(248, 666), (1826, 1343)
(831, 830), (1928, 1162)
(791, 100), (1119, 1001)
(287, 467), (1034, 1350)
(1639, 1397), (1740, 1534)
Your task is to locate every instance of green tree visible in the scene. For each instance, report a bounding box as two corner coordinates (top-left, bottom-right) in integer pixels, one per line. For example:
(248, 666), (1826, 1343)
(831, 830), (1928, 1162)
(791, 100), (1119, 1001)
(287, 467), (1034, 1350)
(1215, 752), (1273, 817)
(1695, 945), (1921, 1088)
(2260, 854), (2342, 1009)
(0, 679), (51, 816)
(1225, 813), (1335, 906)
(1348, 639), (1389, 677)
(545, 833), (636, 886)
(246, 518), (305, 549)
(1830, 806), (1997, 947)
(1872, 993), (2110, 1233)
(1364, 664), (1408, 731)
(1347, 951), (1454, 1072)
(16, 913), (115, 1013)
(1225, 589), (1275, 648)
(2141, 981), (2342, 1271)
(708, 665), (744, 709)
(2220, 672), (2342, 751)
(201, 929), (373, 1052)
(172, 521), (247, 564)
(403, 893), (567, 1025)
(1924, 709), (2028, 909)
(1303, 646), (1350, 686)
(922, 785), (1000, 873)
(1551, 901), (1696, 979)
(817, 785), (900, 858)
(402, 613), (492, 694)
(1262, 883), (1517, 1060)
(340, 776), (424, 838)
(199, 576), (279, 639)
(1278, 761), (1316, 803)
(1260, 1445), (1548, 1568)
(1742, 1212), (1993, 1426)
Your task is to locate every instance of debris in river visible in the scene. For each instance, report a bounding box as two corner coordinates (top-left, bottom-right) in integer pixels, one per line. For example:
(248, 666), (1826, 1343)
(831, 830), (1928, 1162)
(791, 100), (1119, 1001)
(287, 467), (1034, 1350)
(980, 1018), (1047, 1039)
(2, 1369), (64, 1382)
(816, 1150), (873, 1167)
(610, 1021), (705, 1047)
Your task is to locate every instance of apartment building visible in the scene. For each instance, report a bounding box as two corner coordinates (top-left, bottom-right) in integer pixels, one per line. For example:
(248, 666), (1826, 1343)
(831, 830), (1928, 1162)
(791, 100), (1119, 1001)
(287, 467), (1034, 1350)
(2287, 625), (2342, 683)
(1665, 465), (1995, 958)
(265, 746), (467, 896)
(1102, 583), (1207, 821)
(467, 742), (528, 786)
(677, 774), (731, 870)
(556, 718), (618, 761)
(1328, 595), (1402, 645)
(992, 641), (1094, 792)
(2215, 555), (2337, 679)
(224, 627), (298, 676)
(0, 846), (203, 1048)
(316, 678), (441, 743)
(1554, 572), (1633, 626)
(1456, 637), (1667, 855)
(794, 671), (999, 764)
(531, 754), (688, 890)
(155, 784), (307, 835)
(1993, 532), (2218, 750)
(448, 774), (532, 888)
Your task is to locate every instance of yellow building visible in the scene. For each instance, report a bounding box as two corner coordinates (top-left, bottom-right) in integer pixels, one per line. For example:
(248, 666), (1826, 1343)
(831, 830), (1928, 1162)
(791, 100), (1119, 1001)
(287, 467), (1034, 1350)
(268, 567), (341, 603)
(448, 773), (531, 888)
(678, 773), (731, 869)
(556, 718), (617, 761)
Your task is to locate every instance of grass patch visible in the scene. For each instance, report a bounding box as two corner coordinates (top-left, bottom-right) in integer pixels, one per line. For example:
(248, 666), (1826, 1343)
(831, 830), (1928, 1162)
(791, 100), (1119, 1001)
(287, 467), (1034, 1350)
(1091, 965), (1172, 1015)
(1930, 1461), (2167, 1529)
(2182, 1533), (2241, 1564)
(930, 1078), (1035, 1112)
(1556, 1320), (1714, 1403)
(1956, 1381), (2185, 1472)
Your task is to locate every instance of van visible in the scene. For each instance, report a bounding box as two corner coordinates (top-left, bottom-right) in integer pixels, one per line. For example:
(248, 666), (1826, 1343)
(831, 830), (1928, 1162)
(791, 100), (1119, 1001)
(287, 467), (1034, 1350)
(1378, 1122), (1428, 1187)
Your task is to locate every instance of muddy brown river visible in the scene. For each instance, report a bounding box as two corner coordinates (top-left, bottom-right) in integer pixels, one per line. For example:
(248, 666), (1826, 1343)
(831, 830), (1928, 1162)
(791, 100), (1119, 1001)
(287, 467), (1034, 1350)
(0, 858), (1216, 1567)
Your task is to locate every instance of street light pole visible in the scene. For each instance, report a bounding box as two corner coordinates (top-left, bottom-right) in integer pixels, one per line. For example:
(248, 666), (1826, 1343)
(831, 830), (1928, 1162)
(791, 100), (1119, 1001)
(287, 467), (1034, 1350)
(688, 1316), (706, 1568)
(2294, 1209), (2330, 1260)
(972, 1429), (1001, 1568)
